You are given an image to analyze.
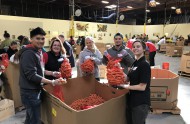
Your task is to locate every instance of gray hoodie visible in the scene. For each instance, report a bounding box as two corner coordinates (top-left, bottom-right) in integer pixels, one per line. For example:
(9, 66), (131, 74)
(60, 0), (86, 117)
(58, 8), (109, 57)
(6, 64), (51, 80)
(79, 47), (102, 78)
(19, 47), (43, 90)
(102, 46), (135, 74)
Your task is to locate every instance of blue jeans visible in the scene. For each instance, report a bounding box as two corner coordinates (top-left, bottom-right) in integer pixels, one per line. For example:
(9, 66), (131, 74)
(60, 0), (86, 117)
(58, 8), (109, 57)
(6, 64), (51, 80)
(20, 89), (42, 124)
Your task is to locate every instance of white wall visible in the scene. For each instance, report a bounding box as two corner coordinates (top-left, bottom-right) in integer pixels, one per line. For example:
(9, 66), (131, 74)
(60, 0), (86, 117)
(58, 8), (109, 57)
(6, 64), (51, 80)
(0, 15), (190, 46)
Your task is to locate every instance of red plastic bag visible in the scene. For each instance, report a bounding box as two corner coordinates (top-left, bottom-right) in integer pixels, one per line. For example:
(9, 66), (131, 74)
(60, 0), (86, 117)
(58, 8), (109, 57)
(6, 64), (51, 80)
(60, 58), (72, 79)
(52, 85), (64, 102)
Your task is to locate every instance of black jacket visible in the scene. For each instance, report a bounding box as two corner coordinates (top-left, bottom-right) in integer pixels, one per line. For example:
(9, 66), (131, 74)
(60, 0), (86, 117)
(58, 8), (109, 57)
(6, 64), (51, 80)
(7, 47), (18, 59)
(63, 41), (75, 67)
(45, 51), (63, 80)
(19, 47), (43, 90)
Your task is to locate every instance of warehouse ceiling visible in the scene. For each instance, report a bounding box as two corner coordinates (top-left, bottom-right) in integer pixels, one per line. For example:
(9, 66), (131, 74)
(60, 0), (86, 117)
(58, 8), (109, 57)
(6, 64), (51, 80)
(0, 0), (190, 25)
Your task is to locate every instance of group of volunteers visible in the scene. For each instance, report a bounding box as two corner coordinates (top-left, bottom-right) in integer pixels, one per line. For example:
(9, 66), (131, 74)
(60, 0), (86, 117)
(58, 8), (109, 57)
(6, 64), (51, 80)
(1, 27), (153, 124)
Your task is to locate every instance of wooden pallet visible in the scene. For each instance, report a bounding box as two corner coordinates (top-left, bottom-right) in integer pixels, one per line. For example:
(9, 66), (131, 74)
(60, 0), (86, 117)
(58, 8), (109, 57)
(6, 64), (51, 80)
(178, 71), (190, 78)
(165, 54), (181, 57)
(151, 107), (181, 115)
(15, 105), (25, 112)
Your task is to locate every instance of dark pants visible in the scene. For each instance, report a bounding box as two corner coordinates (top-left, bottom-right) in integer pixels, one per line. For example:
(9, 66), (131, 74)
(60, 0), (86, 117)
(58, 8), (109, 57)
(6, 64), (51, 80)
(149, 51), (156, 66)
(127, 104), (149, 124)
(20, 89), (42, 124)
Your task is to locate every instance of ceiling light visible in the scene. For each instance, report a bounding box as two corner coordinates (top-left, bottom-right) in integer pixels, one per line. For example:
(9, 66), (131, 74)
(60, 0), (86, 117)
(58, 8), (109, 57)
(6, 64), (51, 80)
(101, 1), (109, 4)
(105, 6), (112, 9)
(156, 2), (160, 5)
(127, 6), (133, 9)
(149, 0), (157, 7)
(110, 4), (117, 8)
(171, 6), (176, 9)
(146, 10), (150, 12)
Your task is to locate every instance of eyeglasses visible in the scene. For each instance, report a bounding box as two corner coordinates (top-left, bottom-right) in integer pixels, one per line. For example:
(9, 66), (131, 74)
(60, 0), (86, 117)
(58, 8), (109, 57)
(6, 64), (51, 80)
(35, 37), (45, 41)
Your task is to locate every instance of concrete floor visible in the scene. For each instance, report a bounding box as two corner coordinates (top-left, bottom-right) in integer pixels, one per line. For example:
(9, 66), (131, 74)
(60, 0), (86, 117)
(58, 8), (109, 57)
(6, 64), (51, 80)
(1, 51), (190, 124)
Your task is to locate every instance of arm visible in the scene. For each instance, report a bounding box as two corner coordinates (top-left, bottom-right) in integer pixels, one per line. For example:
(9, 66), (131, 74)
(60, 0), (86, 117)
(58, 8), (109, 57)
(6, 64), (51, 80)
(21, 51), (64, 85)
(127, 83), (147, 91)
(102, 50), (109, 65)
(92, 50), (102, 65)
(123, 53), (135, 67)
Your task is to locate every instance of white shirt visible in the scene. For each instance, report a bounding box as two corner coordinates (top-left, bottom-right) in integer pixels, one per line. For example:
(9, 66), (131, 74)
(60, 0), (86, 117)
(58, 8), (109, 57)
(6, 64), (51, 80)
(157, 38), (165, 45)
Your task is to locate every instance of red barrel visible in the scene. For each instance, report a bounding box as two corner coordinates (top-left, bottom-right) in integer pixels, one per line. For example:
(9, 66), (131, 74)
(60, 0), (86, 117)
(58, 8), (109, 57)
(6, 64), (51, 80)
(162, 62), (169, 70)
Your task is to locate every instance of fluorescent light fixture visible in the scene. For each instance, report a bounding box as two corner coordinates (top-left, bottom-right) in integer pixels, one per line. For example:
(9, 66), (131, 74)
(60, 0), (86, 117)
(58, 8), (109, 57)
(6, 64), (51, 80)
(171, 6), (176, 9)
(127, 6), (133, 9)
(110, 4), (117, 8)
(156, 2), (160, 5)
(101, 1), (109, 4)
(105, 6), (112, 9)
(146, 10), (150, 12)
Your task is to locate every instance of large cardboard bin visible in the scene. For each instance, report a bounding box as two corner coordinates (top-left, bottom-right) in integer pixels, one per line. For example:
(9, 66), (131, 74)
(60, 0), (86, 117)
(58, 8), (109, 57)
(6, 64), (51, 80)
(166, 46), (183, 56)
(179, 53), (190, 73)
(4, 62), (22, 108)
(41, 77), (128, 124)
(151, 69), (179, 109)
(0, 99), (15, 121)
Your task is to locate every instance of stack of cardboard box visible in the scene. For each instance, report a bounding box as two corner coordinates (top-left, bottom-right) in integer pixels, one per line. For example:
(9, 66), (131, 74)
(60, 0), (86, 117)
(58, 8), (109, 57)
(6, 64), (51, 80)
(95, 43), (106, 54)
(151, 69), (179, 109)
(165, 46), (183, 56)
(179, 53), (190, 73)
(176, 40), (184, 46)
(4, 62), (22, 108)
(41, 76), (128, 124)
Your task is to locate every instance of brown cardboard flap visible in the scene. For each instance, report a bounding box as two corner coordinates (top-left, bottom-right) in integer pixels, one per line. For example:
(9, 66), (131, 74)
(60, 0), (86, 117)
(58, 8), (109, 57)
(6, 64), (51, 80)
(95, 82), (128, 101)
(43, 76), (129, 105)
(151, 69), (178, 79)
(44, 76), (96, 105)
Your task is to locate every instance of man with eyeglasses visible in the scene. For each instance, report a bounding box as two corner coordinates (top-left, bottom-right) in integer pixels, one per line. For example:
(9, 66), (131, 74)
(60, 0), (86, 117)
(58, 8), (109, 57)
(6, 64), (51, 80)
(102, 33), (135, 75)
(19, 27), (66, 124)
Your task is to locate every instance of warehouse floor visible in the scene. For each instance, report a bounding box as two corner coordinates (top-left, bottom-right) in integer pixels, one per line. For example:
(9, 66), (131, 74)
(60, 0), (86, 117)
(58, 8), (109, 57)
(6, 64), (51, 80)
(1, 51), (190, 124)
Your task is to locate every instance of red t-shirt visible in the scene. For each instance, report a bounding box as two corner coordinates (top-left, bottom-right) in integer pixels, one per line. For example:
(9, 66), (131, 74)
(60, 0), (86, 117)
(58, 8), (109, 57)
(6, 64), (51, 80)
(146, 42), (156, 52)
(127, 39), (134, 50)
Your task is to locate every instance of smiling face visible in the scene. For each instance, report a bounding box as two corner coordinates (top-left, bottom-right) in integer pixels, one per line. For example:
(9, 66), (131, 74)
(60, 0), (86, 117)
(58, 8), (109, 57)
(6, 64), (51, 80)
(31, 35), (45, 49)
(85, 38), (94, 50)
(132, 41), (145, 57)
(51, 40), (61, 54)
(10, 44), (18, 50)
(114, 36), (123, 47)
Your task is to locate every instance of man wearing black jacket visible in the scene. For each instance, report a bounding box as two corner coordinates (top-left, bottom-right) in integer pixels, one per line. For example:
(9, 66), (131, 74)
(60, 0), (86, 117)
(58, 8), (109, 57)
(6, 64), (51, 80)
(19, 27), (66, 124)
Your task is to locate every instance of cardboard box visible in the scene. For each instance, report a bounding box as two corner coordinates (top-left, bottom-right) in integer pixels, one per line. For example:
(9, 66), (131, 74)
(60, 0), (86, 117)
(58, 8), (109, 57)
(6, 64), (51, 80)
(159, 44), (168, 52)
(75, 45), (81, 55)
(151, 69), (179, 109)
(179, 53), (190, 73)
(176, 40), (184, 46)
(96, 43), (106, 54)
(166, 46), (183, 56)
(0, 99), (15, 121)
(98, 65), (107, 79)
(41, 76), (128, 124)
(4, 62), (22, 108)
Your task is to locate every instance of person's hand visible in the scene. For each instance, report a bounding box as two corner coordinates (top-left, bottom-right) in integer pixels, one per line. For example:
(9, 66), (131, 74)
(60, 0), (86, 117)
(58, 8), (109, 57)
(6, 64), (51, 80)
(90, 57), (96, 61)
(58, 78), (67, 84)
(118, 84), (130, 89)
(53, 78), (67, 86)
(52, 71), (61, 78)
